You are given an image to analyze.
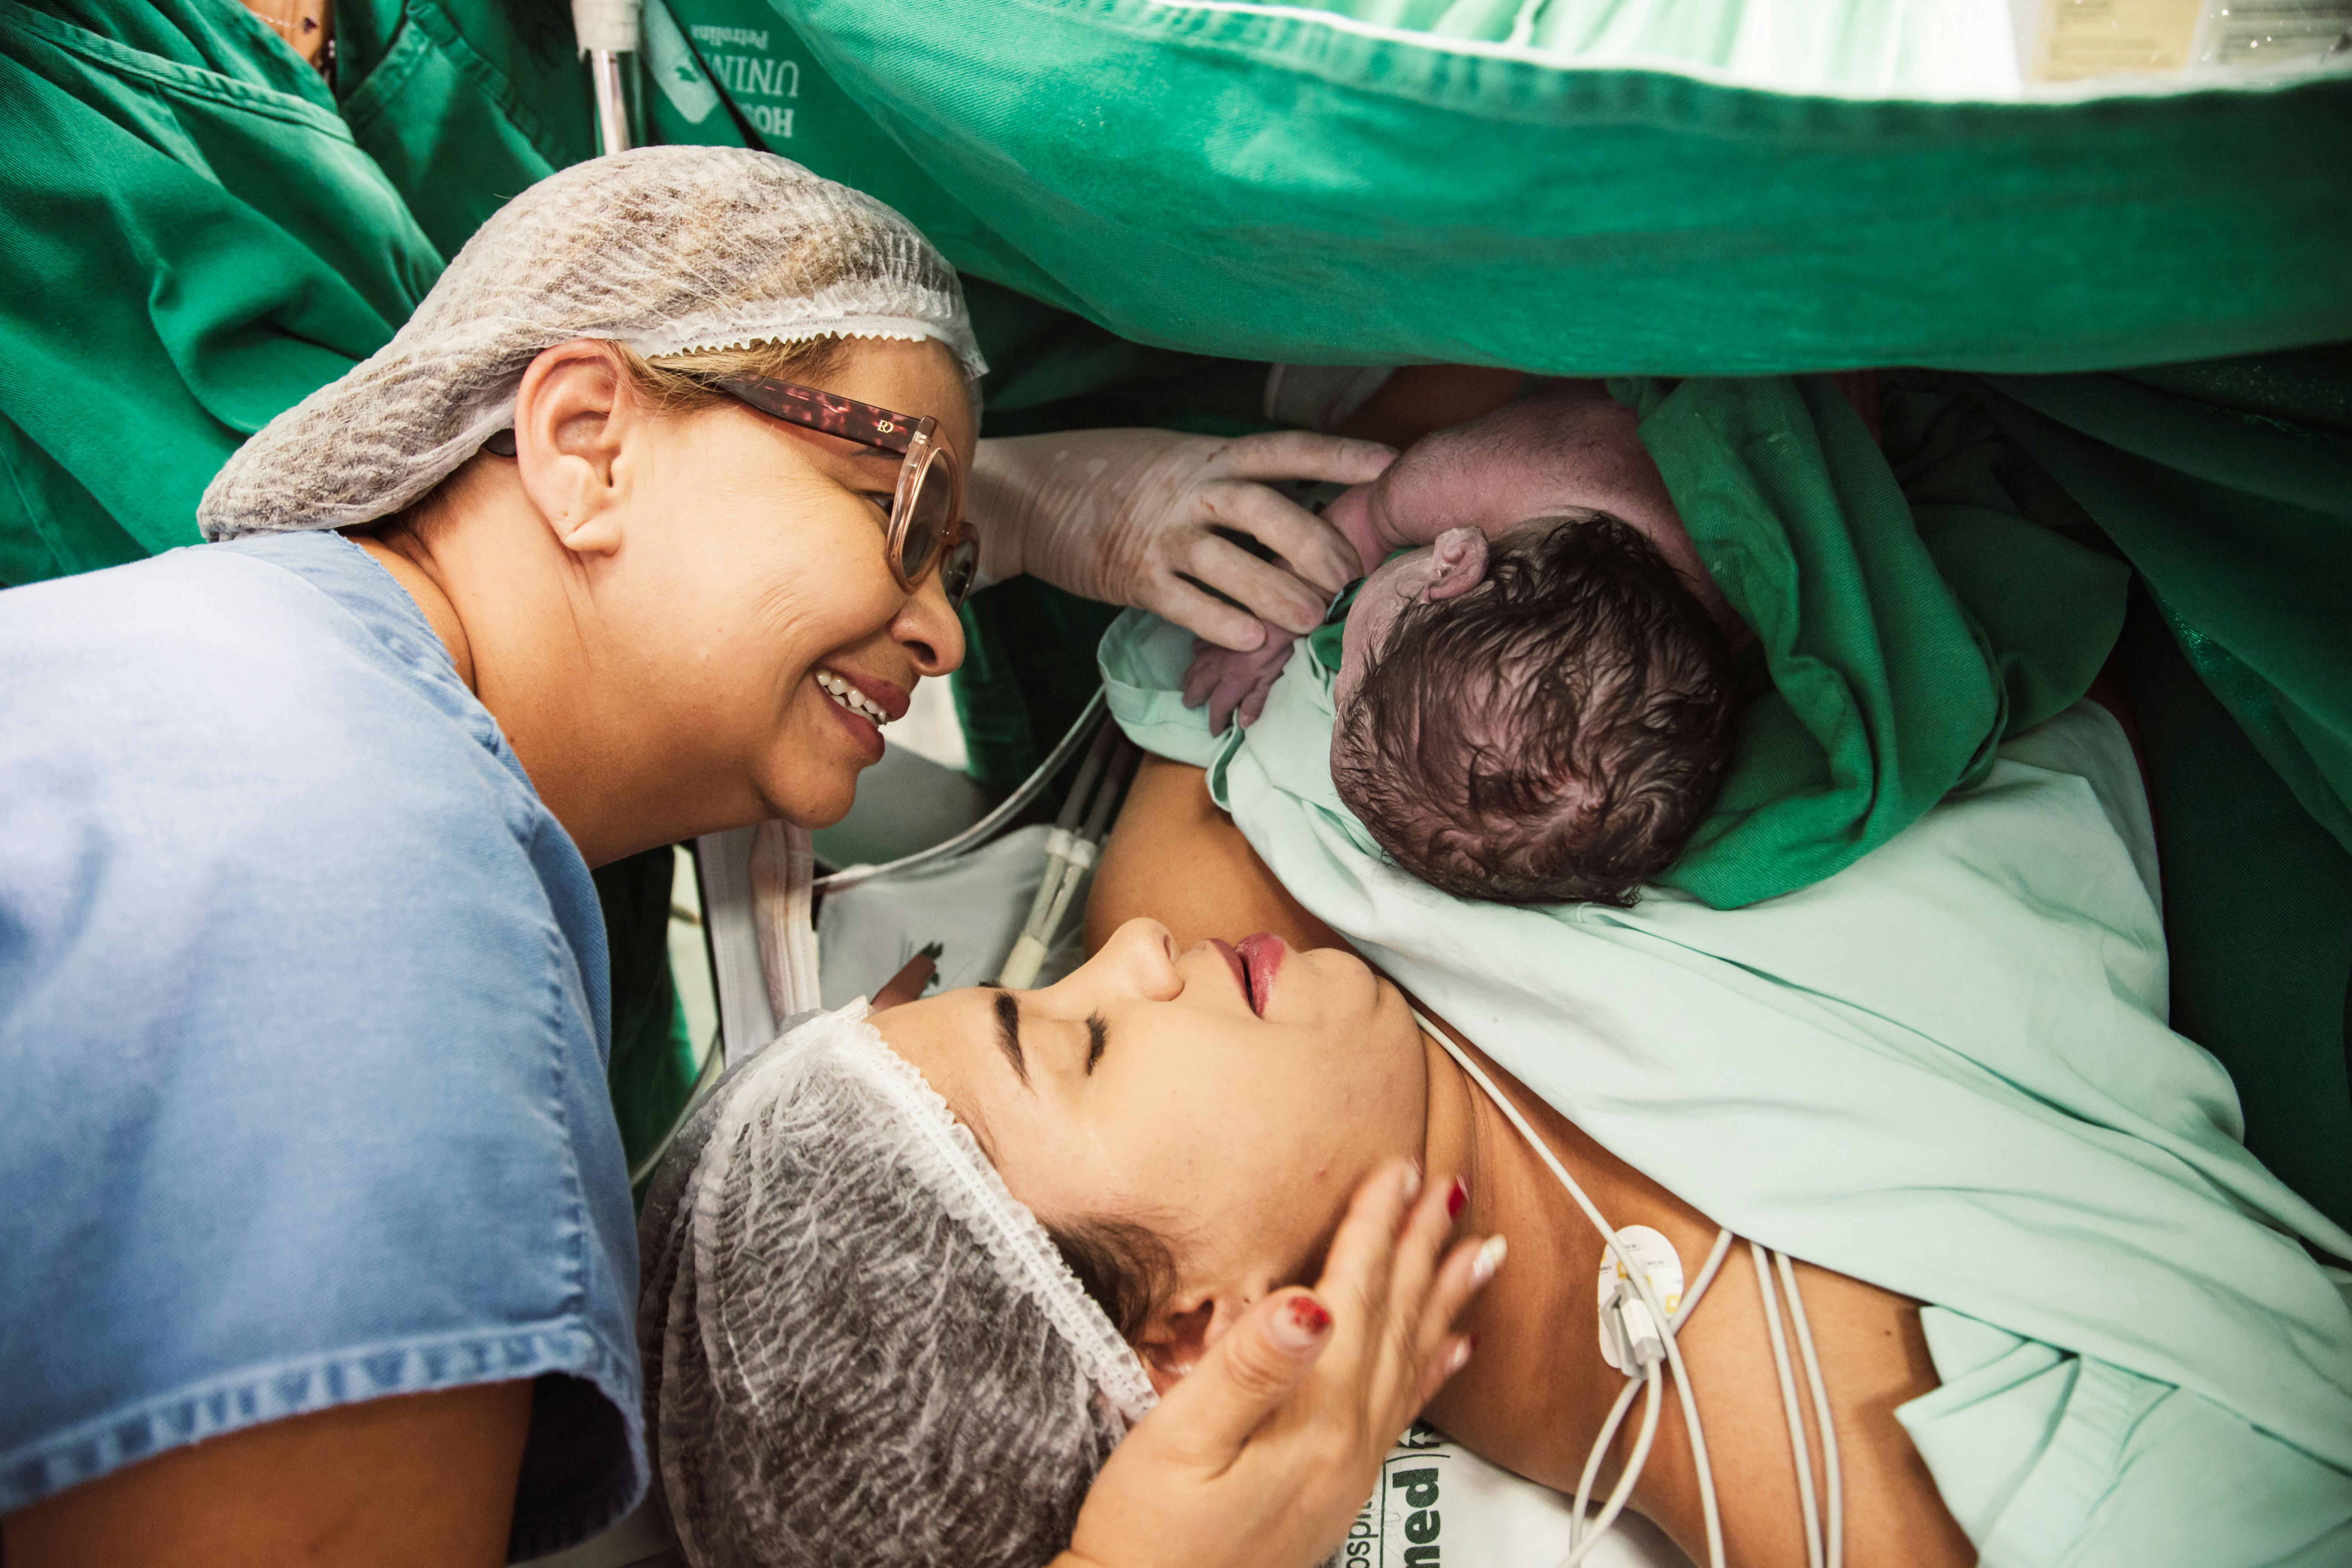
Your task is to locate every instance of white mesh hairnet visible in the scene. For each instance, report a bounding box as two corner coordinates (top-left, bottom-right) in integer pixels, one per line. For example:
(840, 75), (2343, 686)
(638, 1001), (1156, 1568)
(198, 146), (984, 540)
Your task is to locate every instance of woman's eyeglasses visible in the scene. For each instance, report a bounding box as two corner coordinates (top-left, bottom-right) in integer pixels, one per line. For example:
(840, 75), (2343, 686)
(703, 374), (977, 611)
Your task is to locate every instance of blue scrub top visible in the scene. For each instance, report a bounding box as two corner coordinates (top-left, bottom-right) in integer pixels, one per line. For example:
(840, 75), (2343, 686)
(0, 532), (642, 1559)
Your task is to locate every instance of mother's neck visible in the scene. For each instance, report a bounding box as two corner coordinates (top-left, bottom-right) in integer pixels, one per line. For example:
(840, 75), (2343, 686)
(1411, 1016), (1668, 1494)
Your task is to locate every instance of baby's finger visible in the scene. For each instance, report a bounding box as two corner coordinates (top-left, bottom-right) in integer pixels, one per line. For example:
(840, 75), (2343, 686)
(1182, 642), (1228, 709)
(1207, 678), (1243, 737)
(1235, 674), (1277, 730)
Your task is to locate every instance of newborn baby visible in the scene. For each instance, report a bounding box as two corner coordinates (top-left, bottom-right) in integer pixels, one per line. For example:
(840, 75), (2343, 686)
(1185, 383), (1741, 905)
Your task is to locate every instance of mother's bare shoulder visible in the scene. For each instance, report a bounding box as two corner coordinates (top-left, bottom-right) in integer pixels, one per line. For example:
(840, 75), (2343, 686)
(1084, 754), (1347, 956)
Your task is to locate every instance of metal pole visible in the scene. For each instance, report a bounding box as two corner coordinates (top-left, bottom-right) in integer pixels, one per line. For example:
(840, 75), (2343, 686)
(591, 48), (632, 155)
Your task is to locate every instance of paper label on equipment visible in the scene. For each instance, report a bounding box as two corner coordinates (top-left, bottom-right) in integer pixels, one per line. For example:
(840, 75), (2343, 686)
(2022, 0), (2352, 83)
(1337, 1426), (1577, 1568)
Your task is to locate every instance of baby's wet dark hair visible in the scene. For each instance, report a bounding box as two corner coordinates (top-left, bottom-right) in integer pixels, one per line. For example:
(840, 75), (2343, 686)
(1332, 513), (1735, 906)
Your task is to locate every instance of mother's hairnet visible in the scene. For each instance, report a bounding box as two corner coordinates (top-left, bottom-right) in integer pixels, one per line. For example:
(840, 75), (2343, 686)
(638, 1002), (1156, 1568)
(199, 146), (984, 540)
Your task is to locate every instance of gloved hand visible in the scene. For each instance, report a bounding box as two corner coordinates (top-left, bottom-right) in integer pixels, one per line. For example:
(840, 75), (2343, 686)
(971, 428), (1394, 651)
(1183, 625), (1300, 734)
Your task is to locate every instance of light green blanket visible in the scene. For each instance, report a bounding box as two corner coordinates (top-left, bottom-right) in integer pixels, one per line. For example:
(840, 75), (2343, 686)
(1104, 609), (2352, 1563)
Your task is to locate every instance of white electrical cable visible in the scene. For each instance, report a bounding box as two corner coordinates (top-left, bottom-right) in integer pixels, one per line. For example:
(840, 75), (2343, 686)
(1677, 1228), (1736, 1329)
(1570, 1221), (1730, 1554)
(1562, 1364), (1662, 1568)
(816, 689), (1109, 893)
(1412, 1011), (1726, 1568)
(1755, 1243), (1825, 1568)
(1569, 1373), (1647, 1542)
(1776, 1250), (1844, 1568)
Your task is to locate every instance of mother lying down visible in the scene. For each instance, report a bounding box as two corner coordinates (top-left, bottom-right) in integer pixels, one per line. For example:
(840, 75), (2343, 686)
(644, 917), (1958, 1568)
(646, 710), (2352, 1568)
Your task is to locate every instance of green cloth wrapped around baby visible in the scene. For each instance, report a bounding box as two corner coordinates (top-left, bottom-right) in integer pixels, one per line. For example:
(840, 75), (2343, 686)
(1184, 373), (2128, 910)
(1626, 373), (2129, 906)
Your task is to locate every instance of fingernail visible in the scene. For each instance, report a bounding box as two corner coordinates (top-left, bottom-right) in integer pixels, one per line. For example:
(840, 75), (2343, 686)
(1401, 1162), (1422, 1200)
(1274, 1294), (1332, 1350)
(1446, 1178), (1468, 1220)
(1471, 1235), (1508, 1288)
(1447, 1337), (1474, 1374)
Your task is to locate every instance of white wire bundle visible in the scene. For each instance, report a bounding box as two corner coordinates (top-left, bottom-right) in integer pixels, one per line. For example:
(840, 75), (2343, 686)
(1412, 1011), (1843, 1568)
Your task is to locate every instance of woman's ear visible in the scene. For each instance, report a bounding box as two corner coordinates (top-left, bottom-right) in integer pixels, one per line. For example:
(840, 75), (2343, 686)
(1137, 1286), (1270, 1396)
(1137, 1299), (1217, 1396)
(511, 340), (640, 559)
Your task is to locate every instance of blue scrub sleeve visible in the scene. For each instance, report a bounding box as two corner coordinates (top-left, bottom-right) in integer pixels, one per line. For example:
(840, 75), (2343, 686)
(0, 536), (643, 1559)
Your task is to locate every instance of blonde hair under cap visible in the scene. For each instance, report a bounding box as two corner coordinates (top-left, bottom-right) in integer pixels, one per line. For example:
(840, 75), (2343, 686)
(199, 147), (985, 541)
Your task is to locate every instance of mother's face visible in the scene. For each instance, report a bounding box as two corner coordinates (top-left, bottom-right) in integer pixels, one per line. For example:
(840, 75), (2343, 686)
(874, 918), (1432, 1383)
(575, 335), (974, 833)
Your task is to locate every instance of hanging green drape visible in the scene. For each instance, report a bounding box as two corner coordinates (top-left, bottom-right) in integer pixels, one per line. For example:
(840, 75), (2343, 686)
(767, 0), (2352, 374)
(0, 0), (438, 583)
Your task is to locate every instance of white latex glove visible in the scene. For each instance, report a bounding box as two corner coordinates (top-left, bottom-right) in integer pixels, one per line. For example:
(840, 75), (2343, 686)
(971, 428), (1395, 651)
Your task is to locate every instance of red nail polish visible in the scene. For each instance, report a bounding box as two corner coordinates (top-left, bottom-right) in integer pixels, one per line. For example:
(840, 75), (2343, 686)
(1288, 1295), (1332, 1337)
(1447, 1178), (1469, 1220)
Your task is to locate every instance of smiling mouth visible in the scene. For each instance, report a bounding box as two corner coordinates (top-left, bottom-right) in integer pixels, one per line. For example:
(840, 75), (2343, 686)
(815, 669), (891, 727)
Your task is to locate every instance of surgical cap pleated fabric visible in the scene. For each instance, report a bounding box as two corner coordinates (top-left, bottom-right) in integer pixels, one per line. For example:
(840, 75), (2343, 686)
(637, 1003), (1157, 1568)
(198, 146), (983, 540)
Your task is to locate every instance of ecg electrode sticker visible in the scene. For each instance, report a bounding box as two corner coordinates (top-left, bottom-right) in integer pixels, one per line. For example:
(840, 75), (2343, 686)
(1597, 1225), (1686, 1374)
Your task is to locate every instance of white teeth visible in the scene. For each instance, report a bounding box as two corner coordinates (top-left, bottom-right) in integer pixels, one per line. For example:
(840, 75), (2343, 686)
(815, 670), (889, 725)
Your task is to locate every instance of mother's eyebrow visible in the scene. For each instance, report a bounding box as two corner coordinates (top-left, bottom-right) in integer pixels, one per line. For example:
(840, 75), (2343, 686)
(991, 988), (1029, 1087)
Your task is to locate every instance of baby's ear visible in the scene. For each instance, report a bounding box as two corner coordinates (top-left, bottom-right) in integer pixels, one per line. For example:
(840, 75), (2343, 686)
(1419, 526), (1489, 603)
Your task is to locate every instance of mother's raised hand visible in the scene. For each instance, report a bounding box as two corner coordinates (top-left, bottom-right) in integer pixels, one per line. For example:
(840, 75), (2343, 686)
(971, 429), (1394, 652)
(1054, 1159), (1501, 1568)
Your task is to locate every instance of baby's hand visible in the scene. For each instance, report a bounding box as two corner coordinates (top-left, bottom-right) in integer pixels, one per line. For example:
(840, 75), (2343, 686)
(1184, 625), (1298, 734)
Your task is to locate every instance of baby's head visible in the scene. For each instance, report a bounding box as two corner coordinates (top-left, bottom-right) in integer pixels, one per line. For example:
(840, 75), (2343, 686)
(1330, 513), (1735, 906)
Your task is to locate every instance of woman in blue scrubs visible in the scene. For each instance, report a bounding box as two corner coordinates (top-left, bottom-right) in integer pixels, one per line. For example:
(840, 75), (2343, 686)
(0, 149), (1428, 1568)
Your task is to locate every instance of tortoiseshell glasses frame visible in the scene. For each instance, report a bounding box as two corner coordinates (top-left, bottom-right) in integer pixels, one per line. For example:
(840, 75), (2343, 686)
(704, 373), (976, 610)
